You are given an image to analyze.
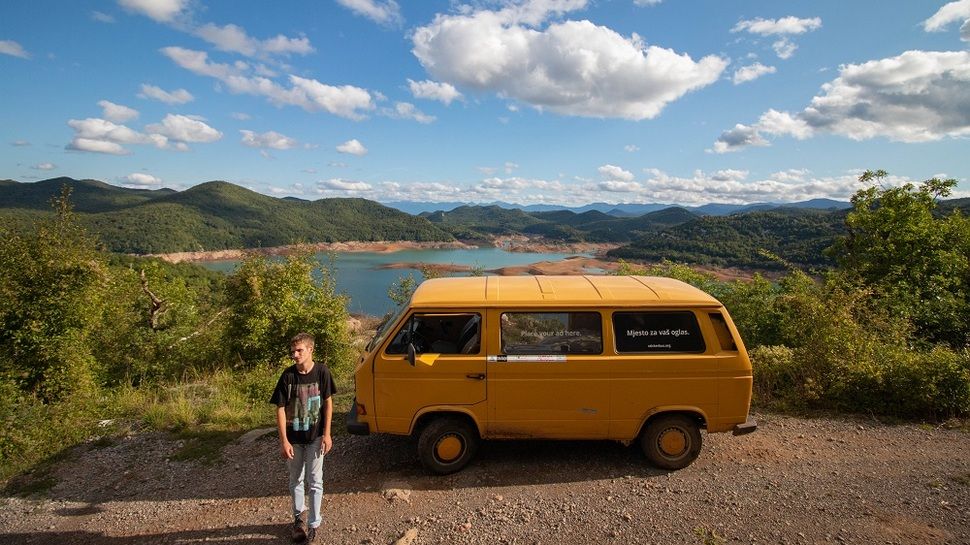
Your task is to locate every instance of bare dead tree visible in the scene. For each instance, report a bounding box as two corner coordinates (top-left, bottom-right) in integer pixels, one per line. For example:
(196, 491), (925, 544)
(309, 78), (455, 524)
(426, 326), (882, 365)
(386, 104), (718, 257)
(139, 269), (167, 330)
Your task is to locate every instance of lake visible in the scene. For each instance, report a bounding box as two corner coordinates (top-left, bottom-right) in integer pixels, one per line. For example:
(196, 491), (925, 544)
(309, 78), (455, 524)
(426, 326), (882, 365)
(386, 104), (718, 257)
(199, 247), (592, 316)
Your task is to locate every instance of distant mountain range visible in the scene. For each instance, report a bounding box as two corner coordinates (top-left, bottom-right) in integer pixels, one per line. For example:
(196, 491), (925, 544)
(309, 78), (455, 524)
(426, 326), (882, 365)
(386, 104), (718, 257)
(383, 198), (853, 216)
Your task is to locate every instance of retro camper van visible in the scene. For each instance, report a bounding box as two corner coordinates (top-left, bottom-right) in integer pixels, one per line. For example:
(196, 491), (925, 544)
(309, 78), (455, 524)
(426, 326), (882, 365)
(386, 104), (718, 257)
(347, 275), (756, 474)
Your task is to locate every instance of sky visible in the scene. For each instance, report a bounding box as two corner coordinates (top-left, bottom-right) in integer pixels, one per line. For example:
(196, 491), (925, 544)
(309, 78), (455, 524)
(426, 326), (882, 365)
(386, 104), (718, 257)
(1, 0), (969, 207)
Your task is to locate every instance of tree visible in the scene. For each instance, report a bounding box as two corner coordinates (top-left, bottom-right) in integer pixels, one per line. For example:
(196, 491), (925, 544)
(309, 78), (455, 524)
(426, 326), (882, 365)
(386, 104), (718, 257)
(0, 187), (106, 401)
(224, 249), (352, 374)
(829, 170), (970, 347)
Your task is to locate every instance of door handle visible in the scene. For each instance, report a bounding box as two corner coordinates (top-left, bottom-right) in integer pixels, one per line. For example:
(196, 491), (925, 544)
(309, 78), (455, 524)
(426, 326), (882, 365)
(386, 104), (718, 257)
(466, 373), (485, 380)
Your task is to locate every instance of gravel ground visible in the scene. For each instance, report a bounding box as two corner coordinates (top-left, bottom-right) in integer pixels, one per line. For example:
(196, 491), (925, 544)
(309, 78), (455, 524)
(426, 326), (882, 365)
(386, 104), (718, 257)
(1, 412), (968, 545)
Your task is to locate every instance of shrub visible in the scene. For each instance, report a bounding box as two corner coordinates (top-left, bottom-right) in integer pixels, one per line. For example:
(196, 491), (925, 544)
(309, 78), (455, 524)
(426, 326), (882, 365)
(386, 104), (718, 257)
(224, 249), (353, 376)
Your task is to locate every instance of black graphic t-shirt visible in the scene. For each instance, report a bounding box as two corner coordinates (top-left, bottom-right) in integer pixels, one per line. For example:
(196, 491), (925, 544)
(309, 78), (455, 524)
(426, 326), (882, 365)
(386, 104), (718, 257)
(269, 362), (337, 445)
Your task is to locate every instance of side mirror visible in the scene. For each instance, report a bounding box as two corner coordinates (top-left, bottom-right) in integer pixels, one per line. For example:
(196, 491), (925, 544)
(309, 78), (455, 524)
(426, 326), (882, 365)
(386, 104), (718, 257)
(407, 343), (416, 366)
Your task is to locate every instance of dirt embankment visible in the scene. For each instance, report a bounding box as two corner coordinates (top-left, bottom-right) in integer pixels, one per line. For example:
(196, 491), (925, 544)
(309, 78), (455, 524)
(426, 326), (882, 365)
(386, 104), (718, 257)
(147, 241), (476, 264)
(1, 413), (968, 545)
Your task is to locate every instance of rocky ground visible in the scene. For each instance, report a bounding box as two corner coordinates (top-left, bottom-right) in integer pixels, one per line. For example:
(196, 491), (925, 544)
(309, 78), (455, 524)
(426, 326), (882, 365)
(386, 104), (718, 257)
(1, 412), (968, 545)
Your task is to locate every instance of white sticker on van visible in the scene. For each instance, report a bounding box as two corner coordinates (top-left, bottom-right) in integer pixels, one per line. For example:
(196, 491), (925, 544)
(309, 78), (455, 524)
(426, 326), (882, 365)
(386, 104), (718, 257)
(487, 355), (567, 363)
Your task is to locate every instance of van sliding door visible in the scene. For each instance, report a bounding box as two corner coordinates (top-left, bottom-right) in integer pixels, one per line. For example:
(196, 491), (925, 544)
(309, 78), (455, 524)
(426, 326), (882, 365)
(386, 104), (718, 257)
(485, 309), (609, 439)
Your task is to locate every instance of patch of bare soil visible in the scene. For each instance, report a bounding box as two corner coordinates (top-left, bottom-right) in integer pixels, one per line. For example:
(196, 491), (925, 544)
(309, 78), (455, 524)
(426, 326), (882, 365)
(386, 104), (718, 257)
(1, 413), (968, 545)
(149, 241), (476, 264)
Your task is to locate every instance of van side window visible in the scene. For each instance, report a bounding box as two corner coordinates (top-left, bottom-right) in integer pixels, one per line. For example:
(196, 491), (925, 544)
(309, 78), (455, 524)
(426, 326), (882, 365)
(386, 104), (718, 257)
(613, 311), (705, 353)
(500, 312), (602, 355)
(709, 312), (737, 351)
(386, 313), (481, 355)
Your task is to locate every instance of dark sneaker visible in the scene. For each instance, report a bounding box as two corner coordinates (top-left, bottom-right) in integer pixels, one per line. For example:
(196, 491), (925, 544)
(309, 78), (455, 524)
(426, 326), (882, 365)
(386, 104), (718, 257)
(306, 526), (319, 544)
(292, 513), (307, 542)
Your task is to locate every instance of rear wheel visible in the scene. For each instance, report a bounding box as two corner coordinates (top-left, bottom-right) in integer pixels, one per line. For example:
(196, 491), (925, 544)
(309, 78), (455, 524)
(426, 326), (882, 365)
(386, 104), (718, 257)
(417, 416), (479, 475)
(640, 414), (702, 470)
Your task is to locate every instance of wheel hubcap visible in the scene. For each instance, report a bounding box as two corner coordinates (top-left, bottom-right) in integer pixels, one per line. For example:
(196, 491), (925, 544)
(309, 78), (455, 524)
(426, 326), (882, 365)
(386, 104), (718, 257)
(435, 435), (463, 462)
(658, 428), (687, 457)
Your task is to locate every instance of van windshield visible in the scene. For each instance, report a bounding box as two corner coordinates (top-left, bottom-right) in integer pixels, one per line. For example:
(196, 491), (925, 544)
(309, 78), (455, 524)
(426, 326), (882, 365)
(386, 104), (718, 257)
(367, 303), (409, 352)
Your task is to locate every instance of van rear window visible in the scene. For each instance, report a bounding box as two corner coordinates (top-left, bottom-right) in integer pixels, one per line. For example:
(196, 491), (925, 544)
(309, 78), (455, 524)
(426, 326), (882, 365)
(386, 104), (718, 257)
(501, 312), (602, 355)
(613, 311), (705, 353)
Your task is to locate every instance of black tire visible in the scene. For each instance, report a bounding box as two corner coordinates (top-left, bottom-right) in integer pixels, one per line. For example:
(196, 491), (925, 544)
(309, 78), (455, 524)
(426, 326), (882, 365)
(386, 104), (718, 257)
(640, 414), (702, 470)
(417, 416), (479, 475)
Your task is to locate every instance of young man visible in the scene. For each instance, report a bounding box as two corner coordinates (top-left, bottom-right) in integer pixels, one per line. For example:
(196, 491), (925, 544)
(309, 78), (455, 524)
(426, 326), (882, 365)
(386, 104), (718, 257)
(270, 332), (336, 544)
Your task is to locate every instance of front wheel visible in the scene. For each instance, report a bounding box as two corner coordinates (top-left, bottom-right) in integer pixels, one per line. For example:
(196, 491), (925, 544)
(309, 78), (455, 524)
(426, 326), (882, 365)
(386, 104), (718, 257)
(640, 414), (702, 470)
(417, 416), (479, 475)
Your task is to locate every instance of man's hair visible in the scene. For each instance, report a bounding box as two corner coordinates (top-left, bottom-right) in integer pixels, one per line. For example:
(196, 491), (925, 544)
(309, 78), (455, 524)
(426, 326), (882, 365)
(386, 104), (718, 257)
(290, 332), (315, 349)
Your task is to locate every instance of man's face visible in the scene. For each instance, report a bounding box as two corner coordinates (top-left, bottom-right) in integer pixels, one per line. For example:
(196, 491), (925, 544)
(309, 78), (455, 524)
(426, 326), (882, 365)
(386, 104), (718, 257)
(290, 342), (313, 366)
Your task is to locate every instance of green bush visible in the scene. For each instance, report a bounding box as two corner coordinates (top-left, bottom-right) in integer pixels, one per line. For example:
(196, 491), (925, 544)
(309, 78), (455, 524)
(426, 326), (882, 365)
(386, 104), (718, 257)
(224, 249), (353, 375)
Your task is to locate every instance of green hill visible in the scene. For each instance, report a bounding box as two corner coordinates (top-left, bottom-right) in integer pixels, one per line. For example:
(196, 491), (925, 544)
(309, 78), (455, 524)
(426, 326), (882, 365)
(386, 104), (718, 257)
(0, 178), (454, 254)
(0, 176), (174, 212)
(608, 208), (846, 269)
(423, 204), (697, 242)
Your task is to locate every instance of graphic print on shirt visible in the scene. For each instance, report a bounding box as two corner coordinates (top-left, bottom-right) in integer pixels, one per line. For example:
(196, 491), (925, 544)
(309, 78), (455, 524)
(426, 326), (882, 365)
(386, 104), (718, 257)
(289, 382), (321, 432)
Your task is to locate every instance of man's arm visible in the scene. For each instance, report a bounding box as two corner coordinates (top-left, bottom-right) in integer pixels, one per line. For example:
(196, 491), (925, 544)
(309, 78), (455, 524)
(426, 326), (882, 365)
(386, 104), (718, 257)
(321, 396), (333, 454)
(277, 406), (294, 459)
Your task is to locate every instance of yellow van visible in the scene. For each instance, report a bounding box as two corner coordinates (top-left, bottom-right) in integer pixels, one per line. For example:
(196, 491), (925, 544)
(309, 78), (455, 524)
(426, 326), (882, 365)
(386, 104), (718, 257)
(347, 275), (756, 474)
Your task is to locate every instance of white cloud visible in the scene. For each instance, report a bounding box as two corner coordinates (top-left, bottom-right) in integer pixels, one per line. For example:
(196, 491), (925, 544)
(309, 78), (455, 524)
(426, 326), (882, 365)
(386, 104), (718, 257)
(336, 0), (403, 27)
(732, 62), (776, 84)
(598, 164), (635, 182)
(597, 180), (641, 192)
(732, 16), (820, 60)
(711, 123), (770, 154)
(633, 0), (662, 6)
(230, 112), (251, 120)
(98, 100), (139, 122)
(714, 50), (970, 152)
(384, 102), (436, 123)
(407, 79), (463, 105)
(146, 114), (222, 143)
(772, 38), (797, 60)
(477, 166), (497, 175)
(117, 0), (189, 23)
(161, 47), (376, 119)
(924, 0), (970, 41)
(68, 137), (130, 155)
(0, 40), (30, 59)
(194, 23), (314, 59)
(139, 84), (194, 104)
(32, 162), (56, 171)
(68, 118), (147, 145)
(11, 140), (31, 146)
(732, 16), (822, 35)
(320, 178), (373, 191)
(504, 162), (519, 174)
(91, 11), (115, 23)
(411, 6), (727, 120)
(634, 168), (917, 205)
(336, 139), (368, 156)
(124, 172), (162, 186)
(624, 144), (640, 152)
(240, 129), (298, 150)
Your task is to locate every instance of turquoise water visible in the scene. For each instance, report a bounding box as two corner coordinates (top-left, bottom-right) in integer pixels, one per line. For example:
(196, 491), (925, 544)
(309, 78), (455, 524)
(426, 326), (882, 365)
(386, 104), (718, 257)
(199, 247), (591, 316)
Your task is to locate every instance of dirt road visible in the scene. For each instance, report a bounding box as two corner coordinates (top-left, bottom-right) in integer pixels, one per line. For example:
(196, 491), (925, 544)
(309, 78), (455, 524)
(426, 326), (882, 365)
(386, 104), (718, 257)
(1, 412), (968, 545)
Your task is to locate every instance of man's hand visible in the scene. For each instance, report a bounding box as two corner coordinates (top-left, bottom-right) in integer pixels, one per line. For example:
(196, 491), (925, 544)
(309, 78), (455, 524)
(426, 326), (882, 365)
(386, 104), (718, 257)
(321, 434), (332, 455)
(280, 440), (294, 460)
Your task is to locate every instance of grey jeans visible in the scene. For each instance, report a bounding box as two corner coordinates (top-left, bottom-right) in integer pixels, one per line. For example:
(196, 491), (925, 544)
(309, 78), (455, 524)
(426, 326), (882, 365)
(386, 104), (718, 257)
(288, 437), (324, 528)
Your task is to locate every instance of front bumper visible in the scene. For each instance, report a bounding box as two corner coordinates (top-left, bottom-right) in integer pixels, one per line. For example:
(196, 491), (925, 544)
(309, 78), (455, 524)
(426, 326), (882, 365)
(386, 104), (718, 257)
(732, 418), (758, 436)
(346, 398), (370, 435)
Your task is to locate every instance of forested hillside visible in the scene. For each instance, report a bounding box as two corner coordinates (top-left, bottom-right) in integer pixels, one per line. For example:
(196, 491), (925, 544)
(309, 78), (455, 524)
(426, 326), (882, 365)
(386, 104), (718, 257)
(608, 208), (847, 269)
(0, 178), (454, 253)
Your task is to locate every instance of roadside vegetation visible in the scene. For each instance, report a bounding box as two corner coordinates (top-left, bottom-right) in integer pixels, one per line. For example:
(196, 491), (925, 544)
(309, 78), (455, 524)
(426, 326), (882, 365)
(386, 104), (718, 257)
(615, 170), (970, 418)
(1, 170), (967, 487)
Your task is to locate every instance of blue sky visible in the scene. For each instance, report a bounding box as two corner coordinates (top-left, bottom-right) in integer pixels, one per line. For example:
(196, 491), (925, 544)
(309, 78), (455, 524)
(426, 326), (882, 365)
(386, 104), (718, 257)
(2, 0), (969, 206)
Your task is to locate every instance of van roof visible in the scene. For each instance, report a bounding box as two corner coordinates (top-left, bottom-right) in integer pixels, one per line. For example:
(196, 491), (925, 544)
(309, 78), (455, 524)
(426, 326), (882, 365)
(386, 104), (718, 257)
(410, 275), (721, 308)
